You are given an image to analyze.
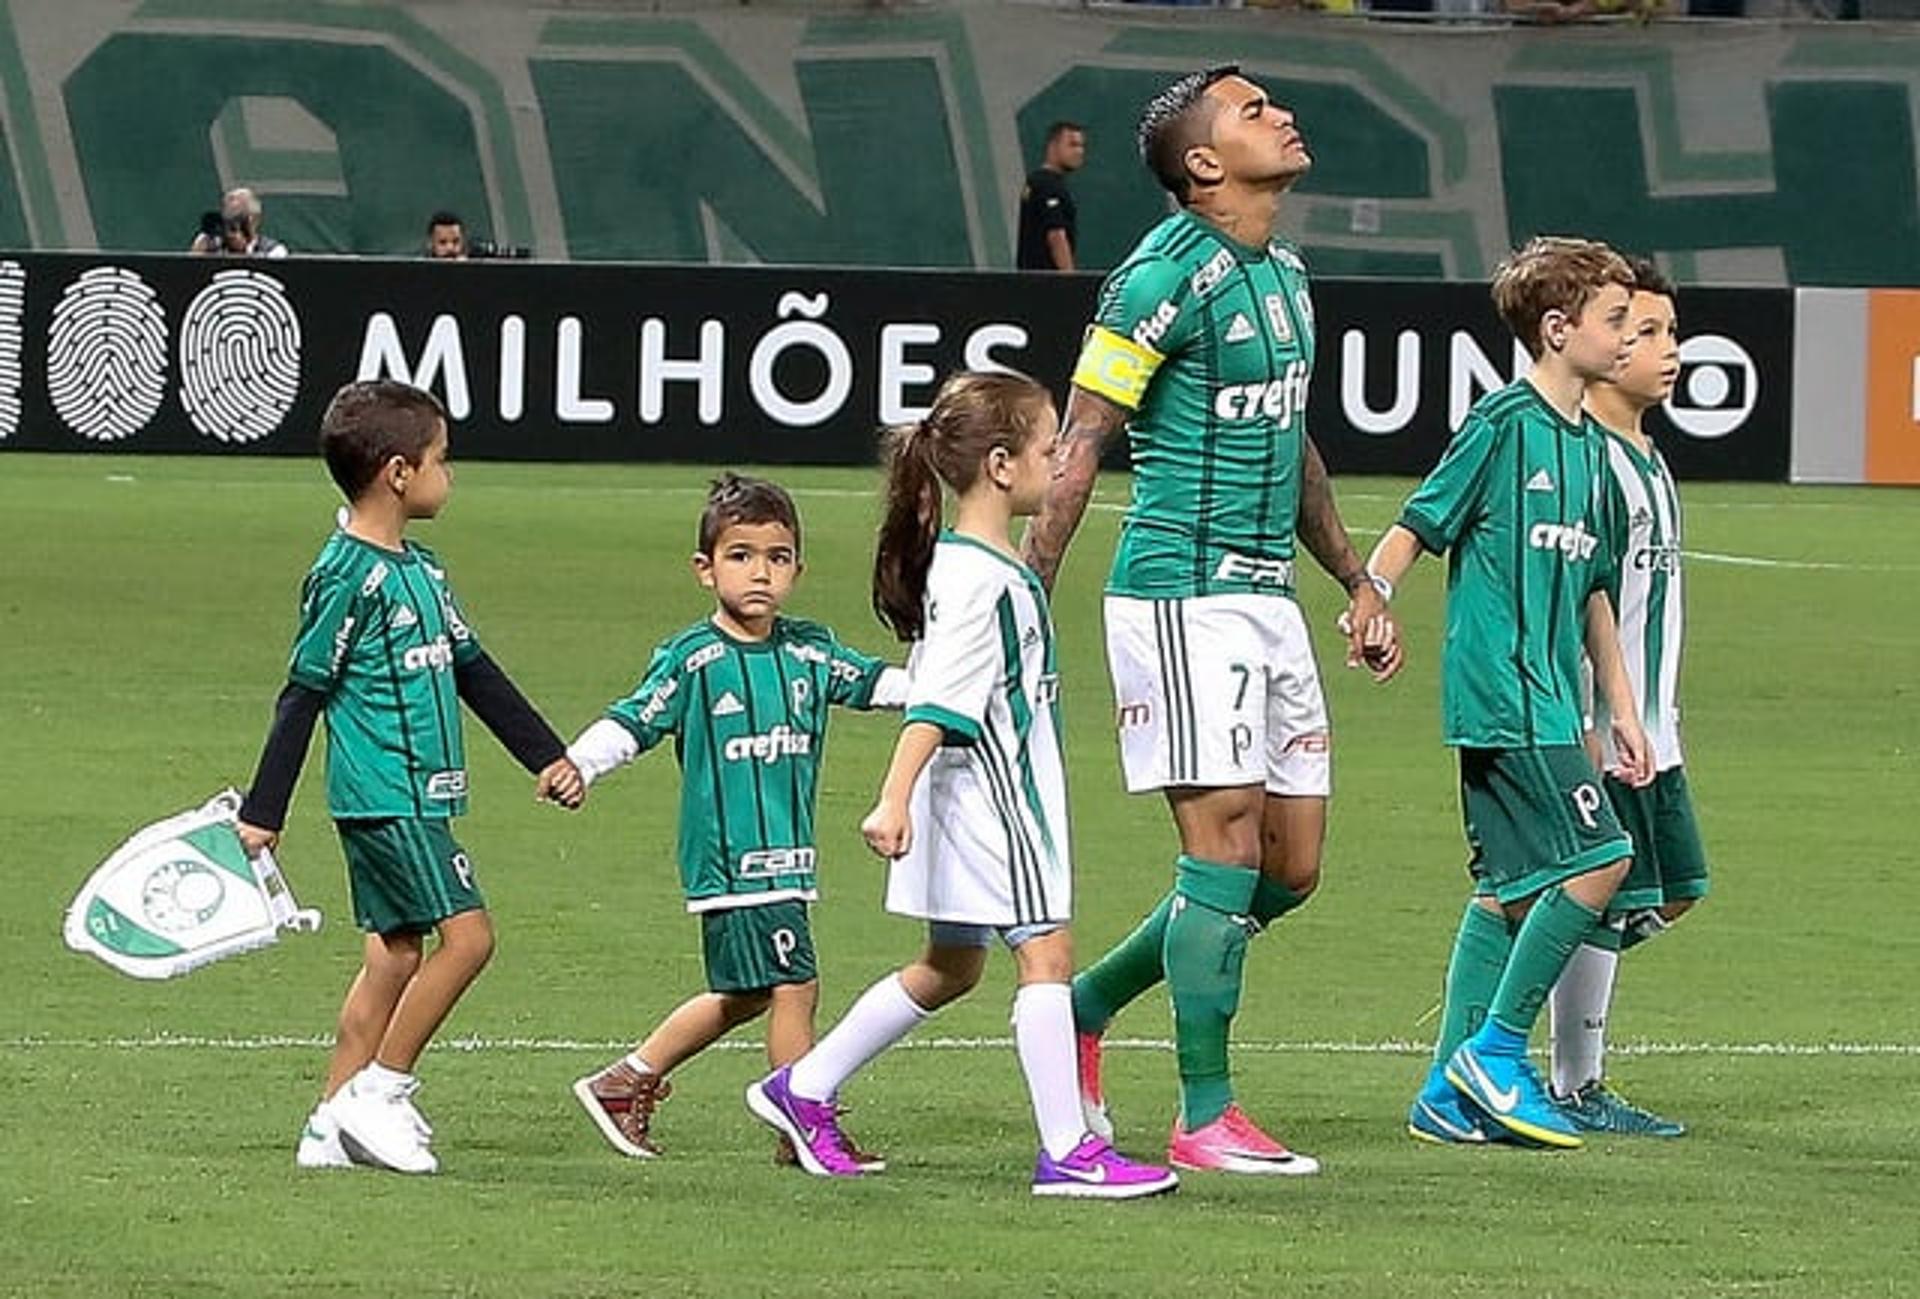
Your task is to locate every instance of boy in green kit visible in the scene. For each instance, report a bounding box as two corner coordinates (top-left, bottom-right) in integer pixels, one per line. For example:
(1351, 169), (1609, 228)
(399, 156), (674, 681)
(1362, 238), (1655, 1149)
(238, 379), (584, 1175)
(560, 474), (904, 1163)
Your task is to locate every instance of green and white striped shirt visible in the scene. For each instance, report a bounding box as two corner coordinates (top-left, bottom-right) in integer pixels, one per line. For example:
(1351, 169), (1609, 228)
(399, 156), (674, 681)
(1596, 430), (1686, 772)
(886, 533), (1070, 927)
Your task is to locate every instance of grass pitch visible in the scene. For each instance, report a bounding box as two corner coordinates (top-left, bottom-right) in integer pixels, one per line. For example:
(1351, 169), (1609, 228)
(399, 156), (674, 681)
(2, 454), (1914, 1297)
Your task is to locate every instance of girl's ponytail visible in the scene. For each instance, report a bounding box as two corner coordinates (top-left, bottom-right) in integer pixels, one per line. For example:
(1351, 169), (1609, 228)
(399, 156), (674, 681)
(872, 418), (942, 641)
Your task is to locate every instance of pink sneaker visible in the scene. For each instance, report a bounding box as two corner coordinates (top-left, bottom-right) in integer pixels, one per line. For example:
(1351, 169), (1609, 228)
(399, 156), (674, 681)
(1032, 1135), (1179, 1200)
(1077, 1031), (1113, 1140)
(1168, 1104), (1320, 1176)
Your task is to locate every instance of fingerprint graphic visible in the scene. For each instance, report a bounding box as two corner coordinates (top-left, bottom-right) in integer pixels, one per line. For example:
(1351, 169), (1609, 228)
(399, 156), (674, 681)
(179, 269), (302, 444)
(47, 267), (169, 442)
(0, 261), (24, 439)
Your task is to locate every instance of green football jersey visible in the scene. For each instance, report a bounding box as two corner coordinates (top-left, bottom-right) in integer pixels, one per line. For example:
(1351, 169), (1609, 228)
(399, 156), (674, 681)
(604, 616), (891, 912)
(285, 531), (481, 819)
(1399, 381), (1624, 749)
(1072, 210), (1317, 599)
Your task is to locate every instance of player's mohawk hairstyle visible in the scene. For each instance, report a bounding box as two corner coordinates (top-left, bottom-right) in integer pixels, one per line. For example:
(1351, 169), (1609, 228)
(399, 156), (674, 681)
(1137, 64), (1240, 205)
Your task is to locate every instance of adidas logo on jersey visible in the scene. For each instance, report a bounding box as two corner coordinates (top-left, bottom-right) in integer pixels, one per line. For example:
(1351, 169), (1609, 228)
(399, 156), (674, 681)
(389, 604), (420, 631)
(1526, 469), (1555, 492)
(712, 691), (746, 718)
(1225, 313), (1257, 344)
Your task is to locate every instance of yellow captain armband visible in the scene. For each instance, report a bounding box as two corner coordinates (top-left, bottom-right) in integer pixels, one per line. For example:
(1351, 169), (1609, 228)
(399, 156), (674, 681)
(1071, 324), (1163, 412)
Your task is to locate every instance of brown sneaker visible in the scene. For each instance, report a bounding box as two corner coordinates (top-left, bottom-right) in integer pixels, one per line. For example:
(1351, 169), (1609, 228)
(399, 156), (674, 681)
(773, 1104), (886, 1172)
(572, 1062), (671, 1158)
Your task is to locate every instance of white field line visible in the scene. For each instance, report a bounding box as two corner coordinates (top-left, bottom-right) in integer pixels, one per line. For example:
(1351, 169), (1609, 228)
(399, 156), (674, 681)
(5, 1033), (1917, 1058)
(1680, 548), (1917, 573)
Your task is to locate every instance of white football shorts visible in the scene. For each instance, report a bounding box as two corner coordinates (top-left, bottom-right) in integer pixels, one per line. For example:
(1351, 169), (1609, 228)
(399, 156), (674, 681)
(1104, 593), (1331, 797)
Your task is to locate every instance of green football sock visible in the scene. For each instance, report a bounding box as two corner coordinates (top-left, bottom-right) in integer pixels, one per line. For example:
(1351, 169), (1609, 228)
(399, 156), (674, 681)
(1434, 901), (1514, 1063)
(1489, 885), (1603, 1036)
(1070, 891), (1174, 1034)
(1250, 878), (1308, 929)
(1164, 856), (1259, 1130)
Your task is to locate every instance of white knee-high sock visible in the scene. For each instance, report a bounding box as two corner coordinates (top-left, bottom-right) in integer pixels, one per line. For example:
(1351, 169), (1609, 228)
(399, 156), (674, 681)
(1013, 982), (1086, 1161)
(788, 973), (929, 1102)
(1549, 941), (1620, 1098)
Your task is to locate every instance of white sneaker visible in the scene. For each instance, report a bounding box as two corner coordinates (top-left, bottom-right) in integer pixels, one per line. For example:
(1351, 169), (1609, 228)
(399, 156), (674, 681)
(294, 1104), (354, 1170)
(333, 1070), (439, 1174)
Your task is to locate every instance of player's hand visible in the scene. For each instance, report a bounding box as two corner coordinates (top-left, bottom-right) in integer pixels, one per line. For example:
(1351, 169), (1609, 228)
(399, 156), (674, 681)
(236, 821), (279, 856)
(860, 800), (912, 859)
(1337, 586), (1402, 683)
(536, 758), (586, 810)
(1609, 718), (1655, 789)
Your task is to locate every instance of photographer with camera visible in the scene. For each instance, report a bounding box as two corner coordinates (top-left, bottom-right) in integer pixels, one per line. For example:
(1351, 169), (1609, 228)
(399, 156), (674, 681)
(190, 187), (288, 258)
(425, 211), (468, 260)
(424, 209), (530, 261)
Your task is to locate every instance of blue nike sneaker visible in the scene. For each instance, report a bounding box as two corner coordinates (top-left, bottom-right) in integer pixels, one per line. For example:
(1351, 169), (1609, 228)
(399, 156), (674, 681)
(1407, 1066), (1507, 1146)
(1445, 1037), (1583, 1149)
(1554, 1080), (1687, 1138)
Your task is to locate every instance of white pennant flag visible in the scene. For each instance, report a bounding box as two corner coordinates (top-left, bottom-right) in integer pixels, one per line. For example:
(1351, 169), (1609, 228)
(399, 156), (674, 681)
(64, 789), (322, 980)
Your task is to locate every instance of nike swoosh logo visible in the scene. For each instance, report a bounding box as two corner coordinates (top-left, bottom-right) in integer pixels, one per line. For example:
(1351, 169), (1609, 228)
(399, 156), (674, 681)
(1418, 1102), (1485, 1142)
(1056, 1163), (1109, 1183)
(1461, 1054), (1521, 1113)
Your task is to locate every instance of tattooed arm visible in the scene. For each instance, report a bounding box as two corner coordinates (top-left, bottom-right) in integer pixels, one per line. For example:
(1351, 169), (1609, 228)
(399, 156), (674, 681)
(1020, 386), (1130, 593)
(1300, 437), (1402, 681)
(1298, 437), (1368, 592)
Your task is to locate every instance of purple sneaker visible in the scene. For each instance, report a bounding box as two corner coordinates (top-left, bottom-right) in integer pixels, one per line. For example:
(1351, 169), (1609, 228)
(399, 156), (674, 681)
(744, 1067), (863, 1178)
(1032, 1135), (1180, 1200)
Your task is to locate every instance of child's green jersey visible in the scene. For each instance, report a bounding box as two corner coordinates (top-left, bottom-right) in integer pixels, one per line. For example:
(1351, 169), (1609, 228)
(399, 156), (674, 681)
(285, 531), (481, 819)
(600, 617), (894, 912)
(1398, 381), (1624, 750)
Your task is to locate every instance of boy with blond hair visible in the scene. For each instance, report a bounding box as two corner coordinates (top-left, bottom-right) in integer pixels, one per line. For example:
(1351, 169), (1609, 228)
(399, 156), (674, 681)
(1363, 238), (1655, 1149)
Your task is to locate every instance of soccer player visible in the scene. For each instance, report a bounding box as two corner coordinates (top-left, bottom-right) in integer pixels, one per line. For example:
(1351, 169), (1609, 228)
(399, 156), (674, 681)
(1019, 65), (1397, 1175)
(1363, 237), (1655, 1150)
(237, 379), (585, 1175)
(746, 371), (1177, 1199)
(1546, 257), (1702, 1137)
(563, 474), (904, 1164)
